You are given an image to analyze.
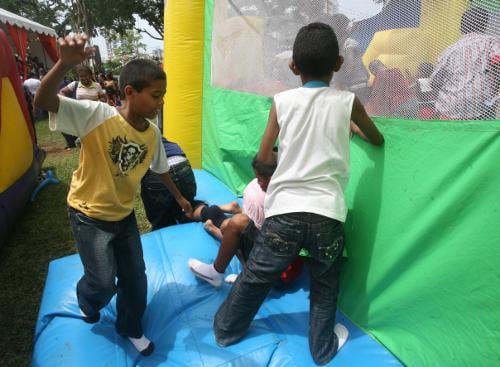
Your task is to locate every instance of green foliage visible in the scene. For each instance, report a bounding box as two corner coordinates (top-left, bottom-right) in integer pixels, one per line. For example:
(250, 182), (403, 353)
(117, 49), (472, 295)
(89, 0), (164, 39)
(102, 59), (123, 75)
(1, 0), (69, 35)
(104, 29), (147, 63)
(2, 0), (164, 39)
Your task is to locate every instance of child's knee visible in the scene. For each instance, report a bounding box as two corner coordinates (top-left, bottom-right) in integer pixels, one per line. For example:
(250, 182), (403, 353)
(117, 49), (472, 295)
(192, 203), (207, 220)
(226, 214), (250, 233)
(200, 205), (226, 228)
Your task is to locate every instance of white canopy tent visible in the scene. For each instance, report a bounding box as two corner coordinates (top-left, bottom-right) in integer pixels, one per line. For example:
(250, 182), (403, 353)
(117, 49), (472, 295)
(0, 8), (57, 36)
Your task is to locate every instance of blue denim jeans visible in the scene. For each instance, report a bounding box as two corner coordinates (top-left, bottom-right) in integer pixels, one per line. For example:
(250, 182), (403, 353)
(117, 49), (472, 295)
(140, 160), (204, 230)
(68, 207), (147, 338)
(214, 212), (344, 365)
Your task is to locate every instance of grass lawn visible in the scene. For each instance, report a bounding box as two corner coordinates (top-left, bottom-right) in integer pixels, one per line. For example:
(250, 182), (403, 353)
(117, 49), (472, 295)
(0, 119), (151, 366)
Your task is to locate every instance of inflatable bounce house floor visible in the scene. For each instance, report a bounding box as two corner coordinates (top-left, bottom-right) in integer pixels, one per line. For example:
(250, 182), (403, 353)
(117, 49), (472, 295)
(32, 170), (402, 366)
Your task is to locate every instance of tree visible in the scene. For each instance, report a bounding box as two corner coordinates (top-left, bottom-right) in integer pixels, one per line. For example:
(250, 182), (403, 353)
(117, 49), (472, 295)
(78, 0), (164, 40)
(104, 29), (146, 62)
(2, 0), (164, 39)
(1, 0), (69, 35)
(133, 0), (164, 40)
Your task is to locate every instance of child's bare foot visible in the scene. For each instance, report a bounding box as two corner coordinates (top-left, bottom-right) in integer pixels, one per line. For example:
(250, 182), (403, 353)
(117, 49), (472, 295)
(219, 201), (241, 214)
(204, 220), (223, 240)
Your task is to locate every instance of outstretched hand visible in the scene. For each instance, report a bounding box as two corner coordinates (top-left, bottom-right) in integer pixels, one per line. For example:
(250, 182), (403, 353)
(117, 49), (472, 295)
(58, 33), (95, 67)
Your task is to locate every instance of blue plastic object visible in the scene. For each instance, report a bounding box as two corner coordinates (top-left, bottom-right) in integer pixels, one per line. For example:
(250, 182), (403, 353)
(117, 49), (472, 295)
(32, 170), (402, 367)
(30, 170), (60, 202)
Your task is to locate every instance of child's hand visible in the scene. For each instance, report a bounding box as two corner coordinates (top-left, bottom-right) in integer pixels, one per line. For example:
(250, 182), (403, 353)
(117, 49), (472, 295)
(58, 33), (95, 67)
(178, 198), (193, 218)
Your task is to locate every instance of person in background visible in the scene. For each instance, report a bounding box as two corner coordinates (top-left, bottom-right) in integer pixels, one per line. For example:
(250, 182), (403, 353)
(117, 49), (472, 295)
(484, 55), (500, 119)
(23, 73), (42, 121)
(140, 137), (208, 230)
(366, 59), (415, 116)
(103, 72), (121, 106)
(394, 62), (438, 119)
(59, 65), (107, 150)
(430, 7), (500, 120)
(330, 13), (370, 103)
(59, 74), (72, 90)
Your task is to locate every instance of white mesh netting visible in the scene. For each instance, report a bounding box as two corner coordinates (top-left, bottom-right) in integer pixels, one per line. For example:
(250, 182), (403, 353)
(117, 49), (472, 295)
(211, 0), (500, 120)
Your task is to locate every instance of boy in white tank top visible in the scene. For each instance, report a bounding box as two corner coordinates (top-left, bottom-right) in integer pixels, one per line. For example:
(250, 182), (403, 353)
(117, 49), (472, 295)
(213, 22), (384, 365)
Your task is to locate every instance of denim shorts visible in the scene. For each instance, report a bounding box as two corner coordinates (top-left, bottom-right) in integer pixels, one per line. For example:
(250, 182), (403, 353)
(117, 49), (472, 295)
(239, 219), (258, 261)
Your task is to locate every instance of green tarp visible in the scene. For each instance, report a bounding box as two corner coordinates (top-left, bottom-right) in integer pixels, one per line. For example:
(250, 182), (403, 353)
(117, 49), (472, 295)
(343, 119), (500, 366)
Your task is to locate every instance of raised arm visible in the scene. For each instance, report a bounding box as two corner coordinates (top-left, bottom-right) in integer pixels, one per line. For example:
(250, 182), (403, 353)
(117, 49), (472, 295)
(34, 34), (95, 113)
(257, 100), (279, 165)
(350, 96), (384, 145)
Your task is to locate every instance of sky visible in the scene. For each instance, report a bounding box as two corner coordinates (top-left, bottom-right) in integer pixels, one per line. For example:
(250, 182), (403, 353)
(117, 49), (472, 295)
(92, 16), (163, 61)
(337, 0), (383, 20)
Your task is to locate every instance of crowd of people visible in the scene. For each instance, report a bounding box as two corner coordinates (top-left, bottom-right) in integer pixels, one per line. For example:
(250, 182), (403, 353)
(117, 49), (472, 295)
(29, 4), (497, 366)
(337, 7), (499, 120)
(262, 7), (499, 121)
(21, 58), (123, 149)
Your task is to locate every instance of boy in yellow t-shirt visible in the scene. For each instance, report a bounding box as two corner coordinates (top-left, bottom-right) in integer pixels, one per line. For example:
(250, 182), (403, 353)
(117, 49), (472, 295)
(34, 34), (193, 356)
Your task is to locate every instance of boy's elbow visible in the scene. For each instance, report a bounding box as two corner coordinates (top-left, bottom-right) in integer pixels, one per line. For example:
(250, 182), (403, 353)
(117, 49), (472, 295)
(33, 93), (42, 109)
(33, 91), (47, 109)
(34, 93), (58, 113)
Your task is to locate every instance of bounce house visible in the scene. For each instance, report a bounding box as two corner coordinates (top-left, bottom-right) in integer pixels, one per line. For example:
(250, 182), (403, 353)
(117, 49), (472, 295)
(0, 9), (58, 245)
(33, 0), (500, 366)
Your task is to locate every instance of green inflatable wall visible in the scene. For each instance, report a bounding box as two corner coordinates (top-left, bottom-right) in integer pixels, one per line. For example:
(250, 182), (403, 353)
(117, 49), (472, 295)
(343, 119), (500, 366)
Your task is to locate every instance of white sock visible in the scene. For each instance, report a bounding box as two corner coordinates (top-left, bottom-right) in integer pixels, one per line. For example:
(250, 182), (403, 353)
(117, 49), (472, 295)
(334, 323), (349, 351)
(224, 273), (239, 284)
(129, 335), (151, 353)
(188, 258), (224, 287)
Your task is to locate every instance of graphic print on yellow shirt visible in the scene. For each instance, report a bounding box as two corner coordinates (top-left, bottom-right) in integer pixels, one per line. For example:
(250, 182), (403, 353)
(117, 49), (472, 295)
(109, 136), (148, 176)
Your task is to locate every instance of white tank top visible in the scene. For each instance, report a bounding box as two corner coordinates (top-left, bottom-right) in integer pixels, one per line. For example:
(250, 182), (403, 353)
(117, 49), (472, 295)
(264, 86), (354, 222)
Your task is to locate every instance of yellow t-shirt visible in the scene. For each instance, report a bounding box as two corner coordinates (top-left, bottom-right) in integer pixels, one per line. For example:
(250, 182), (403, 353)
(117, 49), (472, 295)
(49, 96), (169, 221)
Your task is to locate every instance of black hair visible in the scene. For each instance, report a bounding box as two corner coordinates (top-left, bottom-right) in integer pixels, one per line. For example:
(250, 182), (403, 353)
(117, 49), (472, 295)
(119, 59), (166, 96)
(292, 22), (339, 78)
(460, 7), (489, 34)
(251, 151), (277, 177)
(76, 64), (93, 75)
